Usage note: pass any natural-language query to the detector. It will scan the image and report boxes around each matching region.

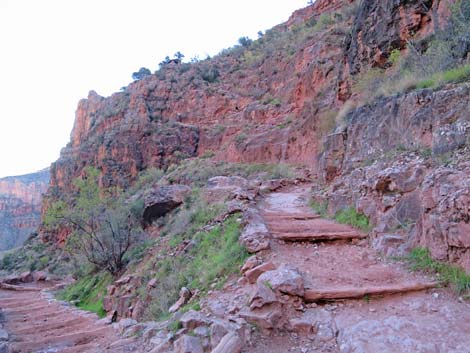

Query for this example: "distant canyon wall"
[0,169,49,250]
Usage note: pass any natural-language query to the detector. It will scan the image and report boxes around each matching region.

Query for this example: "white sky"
[0,0,308,178]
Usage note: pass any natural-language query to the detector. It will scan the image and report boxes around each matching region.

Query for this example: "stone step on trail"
[235,184,470,352]
[304,281,437,302]
[261,212,321,221]
[272,230,366,242]
[263,211,367,242]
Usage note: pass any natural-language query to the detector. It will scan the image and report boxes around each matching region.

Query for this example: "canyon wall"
[0,169,49,250]
[41,0,468,270]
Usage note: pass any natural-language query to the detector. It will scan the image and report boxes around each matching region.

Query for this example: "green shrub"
[314,13,335,31]
[441,64,470,83]
[388,49,401,65]
[407,247,470,294]
[415,78,436,90]
[334,207,371,232]
[44,167,144,276]
[199,66,219,83]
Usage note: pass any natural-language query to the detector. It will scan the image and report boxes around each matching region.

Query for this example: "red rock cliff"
[44,0,458,250]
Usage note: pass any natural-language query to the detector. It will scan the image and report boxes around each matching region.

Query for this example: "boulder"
[180,310,210,330]
[174,335,204,353]
[240,208,270,253]
[257,264,305,297]
[169,287,192,313]
[210,322,230,349]
[288,308,334,339]
[141,185,191,226]
[117,318,137,333]
[211,332,242,353]
[207,176,248,189]
[239,304,283,330]
[245,262,276,284]
[206,176,259,202]
[19,271,33,283]
[32,271,47,282]
[249,282,277,310]
[240,256,261,273]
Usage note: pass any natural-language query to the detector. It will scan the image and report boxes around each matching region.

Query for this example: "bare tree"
[44,167,143,275]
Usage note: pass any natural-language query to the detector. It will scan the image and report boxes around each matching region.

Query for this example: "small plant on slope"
[334,207,371,232]
[407,247,470,295]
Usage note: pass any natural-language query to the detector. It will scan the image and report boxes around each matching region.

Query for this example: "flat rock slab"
[272,230,366,242]
[261,213,321,221]
[304,281,437,302]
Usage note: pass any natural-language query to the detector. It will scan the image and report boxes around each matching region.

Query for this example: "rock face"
[346,0,439,74]
[339,0,455,100]
[318,83,470,270]
[0,169,49,250]
[321,84,470,178]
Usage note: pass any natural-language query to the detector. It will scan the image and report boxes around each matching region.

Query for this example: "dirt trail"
[247,184,470,353]
[0,285,141,353]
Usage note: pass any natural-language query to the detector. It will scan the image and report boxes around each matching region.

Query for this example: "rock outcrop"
[318,83,470,270]
[0,169,49,250]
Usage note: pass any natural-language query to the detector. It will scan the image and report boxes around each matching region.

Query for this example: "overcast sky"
[0,0,308,178]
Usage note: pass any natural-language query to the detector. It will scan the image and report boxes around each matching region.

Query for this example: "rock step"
[273,231,366,241]
[304,282,437,302]
[261,212,320,221]
[10,326,110,353]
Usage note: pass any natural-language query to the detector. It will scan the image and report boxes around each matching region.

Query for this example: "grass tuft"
[334,207,371,232]
[57,272,112,318]
[407,247,470,295]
